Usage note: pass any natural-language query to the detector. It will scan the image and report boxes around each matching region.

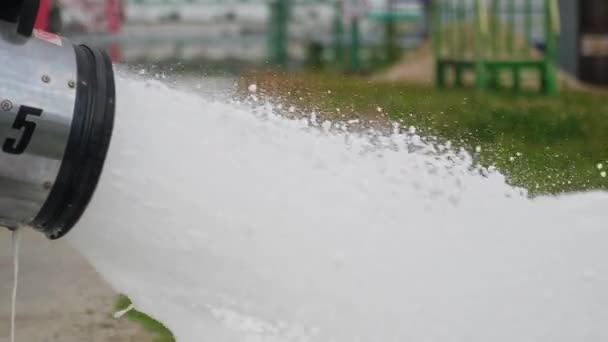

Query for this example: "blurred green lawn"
[248,72,608,195]
[115,295,175,342]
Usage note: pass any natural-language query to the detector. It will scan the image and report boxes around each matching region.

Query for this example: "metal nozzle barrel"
[0,12,116,239]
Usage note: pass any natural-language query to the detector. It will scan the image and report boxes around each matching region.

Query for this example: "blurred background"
[32,0,608,194]
[33,0,608,86]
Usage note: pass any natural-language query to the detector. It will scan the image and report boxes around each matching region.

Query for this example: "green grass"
[115,295,175,342]
[248,72,608,195]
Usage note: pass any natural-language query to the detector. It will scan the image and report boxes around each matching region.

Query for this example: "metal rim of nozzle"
[32,45,116,240]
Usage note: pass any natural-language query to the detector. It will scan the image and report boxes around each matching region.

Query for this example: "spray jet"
[0,0,116,239]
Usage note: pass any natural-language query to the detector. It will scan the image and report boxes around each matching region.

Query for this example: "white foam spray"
[69,74,608,342]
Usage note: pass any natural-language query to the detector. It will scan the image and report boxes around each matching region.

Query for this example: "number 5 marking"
[2,106,43,155]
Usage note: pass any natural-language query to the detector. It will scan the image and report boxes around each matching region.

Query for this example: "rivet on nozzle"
[42,75,51,83]
[0,100,13,111]
[68,80,76,88]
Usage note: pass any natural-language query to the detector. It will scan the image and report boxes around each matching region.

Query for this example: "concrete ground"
[0,229,153,342]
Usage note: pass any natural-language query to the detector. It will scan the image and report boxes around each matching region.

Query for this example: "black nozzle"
[33,45,116,240]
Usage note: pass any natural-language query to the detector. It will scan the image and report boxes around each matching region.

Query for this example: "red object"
[109,43,122,63]
[105,0,124,62]
[33,0,124,62]
[35,0,50,31]
[105,0,124,33]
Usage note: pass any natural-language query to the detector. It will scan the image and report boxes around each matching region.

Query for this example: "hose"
[0,0,41,36]
[17,0,40,36]
[0,0,23,23]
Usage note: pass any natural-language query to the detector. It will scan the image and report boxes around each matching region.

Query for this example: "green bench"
[433,0,560,95]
